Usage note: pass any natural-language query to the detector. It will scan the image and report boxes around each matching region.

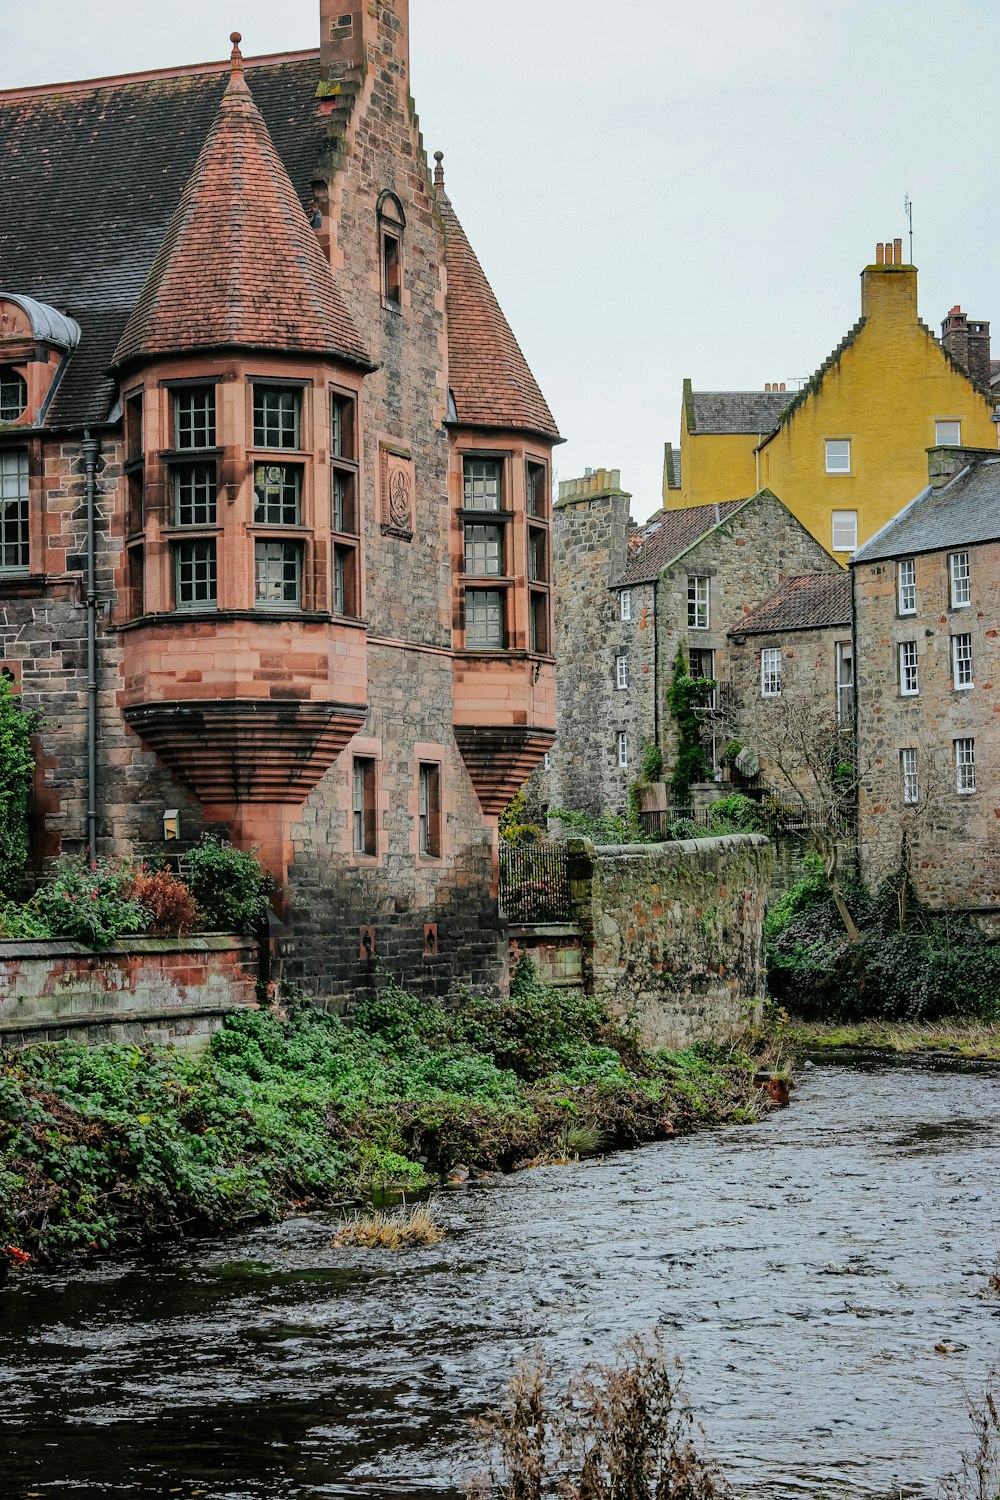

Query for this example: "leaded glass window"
[253,465,301,526]
[253,387,300,449]
[255,540,302,608]
[174,539,217,608]
[0,450,29,573]
[173,463,217,527]
[463,458,501,511]
[465,588,503,646]
[0,369,27,424]
[173,387,216,449]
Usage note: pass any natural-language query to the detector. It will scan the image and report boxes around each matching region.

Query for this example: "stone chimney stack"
[941,305,992,389]
[319,2,410,84]
[861,242,917,321]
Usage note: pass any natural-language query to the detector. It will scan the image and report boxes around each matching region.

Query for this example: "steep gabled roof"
[756,320,868,448]
[730,571,850,636]
[113,45,369,369]
[852,453,1000,564]
[683,380,791,435]
[616,498,748,585]
[438,187,560,442]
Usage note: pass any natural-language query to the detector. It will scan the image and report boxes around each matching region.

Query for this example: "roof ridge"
[0,48,320,101]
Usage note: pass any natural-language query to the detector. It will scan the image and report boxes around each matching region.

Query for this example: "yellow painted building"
[672,243,999,557]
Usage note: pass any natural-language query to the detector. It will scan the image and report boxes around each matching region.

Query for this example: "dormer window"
[377,191,406,313]
[0,368,27,423]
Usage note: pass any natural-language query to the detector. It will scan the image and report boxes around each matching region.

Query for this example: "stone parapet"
[0,934,258,1049]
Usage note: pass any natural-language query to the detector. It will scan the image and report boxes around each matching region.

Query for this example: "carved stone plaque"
[379,442,414,540]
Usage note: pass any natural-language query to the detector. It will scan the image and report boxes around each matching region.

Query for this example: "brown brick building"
[852,446,1000,914]
[0,4,559,1001]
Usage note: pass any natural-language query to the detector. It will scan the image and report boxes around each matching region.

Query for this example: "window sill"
[118,608,364,631]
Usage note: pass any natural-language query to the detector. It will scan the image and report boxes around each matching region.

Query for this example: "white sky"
[6,1,999,519]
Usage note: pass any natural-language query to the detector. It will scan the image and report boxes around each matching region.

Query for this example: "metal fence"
[499,842,572,924]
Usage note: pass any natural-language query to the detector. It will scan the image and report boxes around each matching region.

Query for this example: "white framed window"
[617,731,628,768]
[615,654,629,690]
[897,558,916,615]
[901,748,919,805]
[835,640,854,724]
[620,589,633,621]
[935,420,961,446]
[0,449,30,574]
[949,551,971,609]
[955,737,976,794]
[831,510,858,553]
[688,575,709,629]
[952,633,974,690]
[825,438,851,474]
[899,640,919,695]
[761,648,782,697]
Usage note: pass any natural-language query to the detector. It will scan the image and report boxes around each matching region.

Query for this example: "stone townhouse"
[852,445,1000,914]
[0,2,560,1002]
[538,470,839,818]
[672,243,998,556]
[726,571,853,803]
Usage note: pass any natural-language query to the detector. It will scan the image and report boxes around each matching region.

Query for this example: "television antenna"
[904,195,914,262]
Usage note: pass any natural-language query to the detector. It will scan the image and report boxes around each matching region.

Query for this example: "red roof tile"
[113,49,369,369]
[618,500,748,584]
[438,190,559,441]
[730,571,850,635]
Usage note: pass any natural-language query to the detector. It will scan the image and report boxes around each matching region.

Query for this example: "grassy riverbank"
[789,1017,1000,1061]
[0,964,766,1268]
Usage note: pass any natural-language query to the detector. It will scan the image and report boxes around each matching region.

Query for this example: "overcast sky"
[6,1,999,519]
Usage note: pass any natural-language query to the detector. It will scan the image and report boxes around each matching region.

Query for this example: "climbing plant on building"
[667,647,713,806]
[0,676,40,896]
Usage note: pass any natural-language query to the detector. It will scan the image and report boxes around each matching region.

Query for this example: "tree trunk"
[823,842,859,942]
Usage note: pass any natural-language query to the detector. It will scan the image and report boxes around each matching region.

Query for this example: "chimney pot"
[876,242,885,266]
[779,382,786,392]
[894,237,903,263]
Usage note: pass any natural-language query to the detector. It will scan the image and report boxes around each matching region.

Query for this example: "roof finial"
[225,30,251,95]
[433,150,445,190]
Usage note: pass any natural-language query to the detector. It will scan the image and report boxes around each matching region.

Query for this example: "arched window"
[0,368,27,423]
[376,191,406,312]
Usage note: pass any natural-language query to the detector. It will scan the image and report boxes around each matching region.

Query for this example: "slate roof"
[684,383,791,435]
[438,189,560,441]
[0,53,327,426]
[730,571,850,636]
[852,453,1000,564]
[616,499,748,585]
[663,441,682,490]
[0,49,550,433]
[114,52,369,369]
[991,359,1000,386]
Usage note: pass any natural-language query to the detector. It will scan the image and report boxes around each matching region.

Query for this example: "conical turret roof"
[438,176,559,442]
[113,37,370,369]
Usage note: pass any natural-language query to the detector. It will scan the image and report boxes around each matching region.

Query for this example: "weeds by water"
[465,1335,729,1499]
[939,1371,1000,1500]
[0,961,765,1266]
[788,1019,1000,1061]
[332,1201,445,1249]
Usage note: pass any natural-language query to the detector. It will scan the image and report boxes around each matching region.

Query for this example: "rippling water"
[1,1058,999,1498]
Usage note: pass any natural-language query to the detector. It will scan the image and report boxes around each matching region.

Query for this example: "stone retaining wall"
[511,835,772,1051]
[0,935,259,1049]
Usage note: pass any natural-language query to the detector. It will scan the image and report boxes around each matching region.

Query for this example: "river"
[1,1057,998,1498]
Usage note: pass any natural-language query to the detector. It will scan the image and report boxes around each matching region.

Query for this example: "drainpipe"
[82,430,100,863]
[652,576,660,750]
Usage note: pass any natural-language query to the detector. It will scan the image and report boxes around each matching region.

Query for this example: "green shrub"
[184,837,271,933]
[667,646,712,803]
[0,901,52,939]
[706,793,764,834]
[548,807,632,844]
[0,677,39,898]
[33,856,149,947]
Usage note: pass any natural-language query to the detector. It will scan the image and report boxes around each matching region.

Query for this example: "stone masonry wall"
[566,833,772,1051]
[538,475,654,818]
[0,935,258,1049]
[656,494,840,782]
[855,541,1000,908]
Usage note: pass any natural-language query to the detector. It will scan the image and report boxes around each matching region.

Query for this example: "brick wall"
[0,935,258,1048]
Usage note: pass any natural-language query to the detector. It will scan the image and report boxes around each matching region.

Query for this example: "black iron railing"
[638,803,856,842]
[499,842,572,924]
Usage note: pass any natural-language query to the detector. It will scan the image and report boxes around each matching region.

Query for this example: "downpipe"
[82,430,100,864]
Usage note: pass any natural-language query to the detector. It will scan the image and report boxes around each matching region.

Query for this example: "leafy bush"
[0,964,763,1264]
[129,867,199,936]
[548,807,633,844]
[0,677,39,898]
[668,646,712,803]
[498,786,543,847]
[33,856,149,947]
[768,872,1000,1022]
[184,837,271,933]
[0,901,52,939]
[706,793,764,834]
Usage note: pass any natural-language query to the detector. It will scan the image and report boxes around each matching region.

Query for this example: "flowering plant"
[34,856,150,948]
